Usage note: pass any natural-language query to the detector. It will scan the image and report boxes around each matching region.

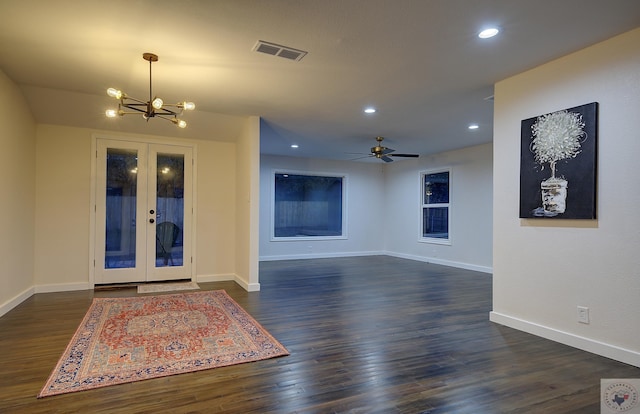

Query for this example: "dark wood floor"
[1,256,638,413]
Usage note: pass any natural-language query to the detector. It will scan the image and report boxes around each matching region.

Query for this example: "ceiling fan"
[366,136,420,162]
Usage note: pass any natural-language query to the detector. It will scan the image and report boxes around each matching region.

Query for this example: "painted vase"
[541,178,567,215]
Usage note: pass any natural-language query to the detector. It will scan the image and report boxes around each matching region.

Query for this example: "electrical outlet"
[577,306,590,324]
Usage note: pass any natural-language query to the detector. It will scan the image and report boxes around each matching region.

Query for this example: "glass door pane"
[155,153,184,267]
[95,139,148,285]
[146,143,192,282]
[105,148,139,269]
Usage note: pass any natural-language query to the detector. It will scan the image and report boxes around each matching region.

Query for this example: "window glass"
[423,207,449,239]
[422,170,450,240]
[274,173,344,238]
[424,172,449,204]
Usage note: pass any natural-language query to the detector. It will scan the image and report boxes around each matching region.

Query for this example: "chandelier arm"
[122,96,147,104]
[157,115,187,128]
[121,103,149,114]
[156,115,180,125]
[154,107,179,116]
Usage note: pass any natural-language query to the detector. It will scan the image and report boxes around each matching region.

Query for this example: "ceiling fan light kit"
[105,53,195,128]
[370,136,419,162]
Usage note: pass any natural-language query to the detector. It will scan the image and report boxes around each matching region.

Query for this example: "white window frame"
[419,168,451,245]
[270,169,348,241]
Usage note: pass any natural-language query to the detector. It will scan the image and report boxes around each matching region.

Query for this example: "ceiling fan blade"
[381,148,395,155]
[390,153,419,158]
[348,154,374,161]
[381,156,394,162]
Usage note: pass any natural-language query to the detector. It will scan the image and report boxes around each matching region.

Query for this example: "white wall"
[184,139,238,282]
[259,145,493,273]
[0,69,36,316]
[34,125,92,290]
[30,124,241,290]
[234,117,261,291]
[384,143,493,273]
[259,155,386,260]
[491,28,640,367]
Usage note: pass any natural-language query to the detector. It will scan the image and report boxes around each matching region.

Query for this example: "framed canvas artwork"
[519,102,598,219]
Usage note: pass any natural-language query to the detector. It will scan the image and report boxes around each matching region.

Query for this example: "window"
[273,172,345,239]
[421,170,450,242]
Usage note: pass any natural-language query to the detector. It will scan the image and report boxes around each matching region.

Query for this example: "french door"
[94,139,193,284]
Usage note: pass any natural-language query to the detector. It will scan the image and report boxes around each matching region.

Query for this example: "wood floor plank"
[0,256,638,413]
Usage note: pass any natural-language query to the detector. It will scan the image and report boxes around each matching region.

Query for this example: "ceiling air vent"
[253,40,307,61]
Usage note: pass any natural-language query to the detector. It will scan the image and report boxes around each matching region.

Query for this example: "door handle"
[149,218,155,224]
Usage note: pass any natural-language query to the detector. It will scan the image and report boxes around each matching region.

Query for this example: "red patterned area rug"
[38,290,289,398]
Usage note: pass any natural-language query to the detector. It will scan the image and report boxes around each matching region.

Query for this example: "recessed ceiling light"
[478,28,499,39]
[290,144,299,148]
[468,124,479,130]
[364,107,376,114]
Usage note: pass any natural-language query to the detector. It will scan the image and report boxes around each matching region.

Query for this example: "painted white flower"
[530,110,586,179]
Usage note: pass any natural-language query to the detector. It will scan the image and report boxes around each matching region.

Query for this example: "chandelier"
[105,53,195,128]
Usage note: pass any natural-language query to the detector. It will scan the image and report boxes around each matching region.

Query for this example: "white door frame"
[89,134,197,287]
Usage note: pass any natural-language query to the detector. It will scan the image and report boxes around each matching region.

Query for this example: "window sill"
[418,238,451,246]
[271,235,347,242]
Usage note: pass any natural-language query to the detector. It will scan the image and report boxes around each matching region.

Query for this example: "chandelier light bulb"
[105,53,193,128]
[107,88,123,99]
[152,97,164,110]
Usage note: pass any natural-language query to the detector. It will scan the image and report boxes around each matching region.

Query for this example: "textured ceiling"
[1,0,639,161]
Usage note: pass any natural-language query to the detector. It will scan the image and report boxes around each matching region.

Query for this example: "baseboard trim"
[1,253,489,318]
[259,251,492,274]
[259,251,384,261]
[0,286,35,318]
[34,282,90,294]
[196,273,260,292]
[0,275,256,319]
[1,282,92,318]
[196,273,236,283]
[386,251,493,274]
[490,311,640,368]
[235,278,261,292]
